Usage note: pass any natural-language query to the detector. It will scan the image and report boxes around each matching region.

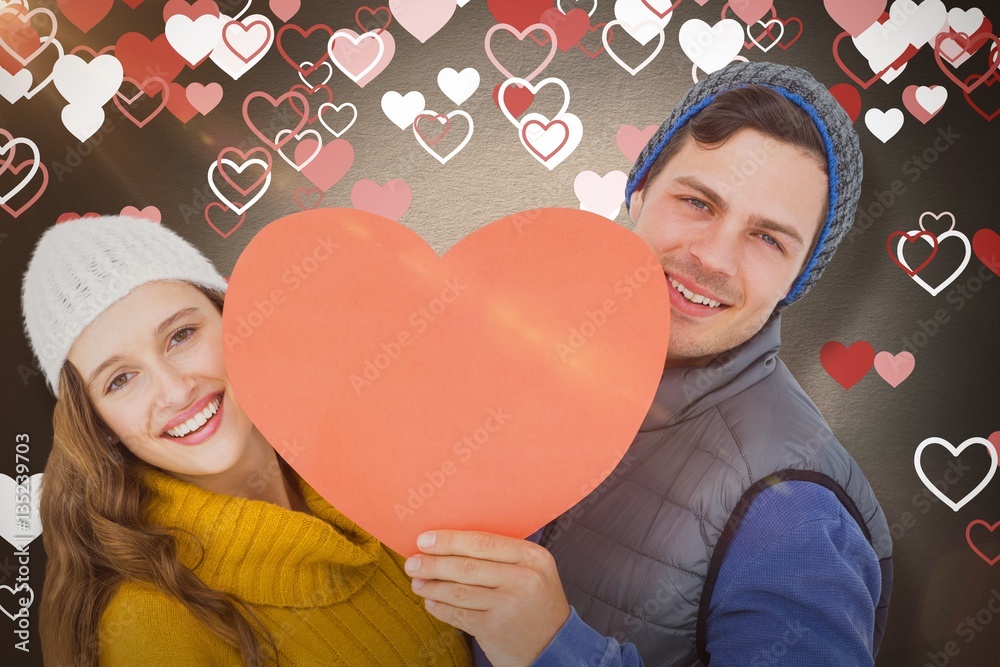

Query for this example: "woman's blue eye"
[105,327,197,394]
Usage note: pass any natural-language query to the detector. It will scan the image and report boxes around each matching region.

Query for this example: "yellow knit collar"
[137,463,383,607]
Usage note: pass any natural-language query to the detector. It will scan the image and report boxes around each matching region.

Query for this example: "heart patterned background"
[0,0,998,664]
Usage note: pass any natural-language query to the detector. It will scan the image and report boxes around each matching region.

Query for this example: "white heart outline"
[747,19,785,53]
[298,59,334,89]
[412,109,474,164]
[0,582,33,622]
[0,6,58,66]
[0,136,41,204]
[275,128,323,171]
[207,157,272,215]
[913,436,998,512]
[328,29,385,84]
[895,228,971,296]
[21,37,63,100]
[557,0,597,17]
[231,0,253,21]
[602,20,665,76]
[918,210,956,234]
[318,102,358,138]
[497,76,570,129]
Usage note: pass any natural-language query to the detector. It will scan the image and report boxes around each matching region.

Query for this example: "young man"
[404,61,892,666]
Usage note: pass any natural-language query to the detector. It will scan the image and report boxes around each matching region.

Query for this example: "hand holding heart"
[405,529,570,667]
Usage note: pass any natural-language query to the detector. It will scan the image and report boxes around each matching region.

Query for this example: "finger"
[421,597,486,636]
[416,529,532,565]
[411,577,493,611]
[405,553,506,588]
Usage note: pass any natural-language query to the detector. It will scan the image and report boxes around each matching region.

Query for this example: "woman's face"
[67,280,256,479]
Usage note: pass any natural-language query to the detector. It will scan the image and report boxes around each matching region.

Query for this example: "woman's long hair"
[38,285,277,666]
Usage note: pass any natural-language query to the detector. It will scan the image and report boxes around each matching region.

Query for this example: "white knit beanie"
[21,215,230,398]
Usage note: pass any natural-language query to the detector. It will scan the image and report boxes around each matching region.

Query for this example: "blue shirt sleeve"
[705,480,881,666]
[471,527,644,667]
[530,607,643,667]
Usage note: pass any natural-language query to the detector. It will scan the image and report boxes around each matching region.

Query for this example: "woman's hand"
[405,529,571,667]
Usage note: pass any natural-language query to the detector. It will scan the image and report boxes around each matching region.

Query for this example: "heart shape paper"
[223,207,671,556]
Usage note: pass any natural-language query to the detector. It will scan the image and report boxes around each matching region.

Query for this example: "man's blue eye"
[684,197,709,211]
[759,233,783,251]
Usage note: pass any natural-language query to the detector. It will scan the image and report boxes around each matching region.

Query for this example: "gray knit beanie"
[625,60,862,310]
[21,215,229,398]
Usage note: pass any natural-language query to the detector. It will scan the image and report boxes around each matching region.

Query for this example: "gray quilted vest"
[540,310,893,666]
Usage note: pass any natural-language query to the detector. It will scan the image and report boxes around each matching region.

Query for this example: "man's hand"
[404,529,571,667]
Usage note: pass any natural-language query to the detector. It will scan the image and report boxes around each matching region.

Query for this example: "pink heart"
[728,0,775,25]
[988,431,1000,468]
[484,22,558,82]
[121,205,161,222]
[186,82,223,115]
[823,0,886,38]
[616,124,658,164]
[295,138,354,192]
[350,178,412,221]
[873,351,915,388]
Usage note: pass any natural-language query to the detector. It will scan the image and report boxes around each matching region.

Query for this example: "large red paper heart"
[223,208,671,556]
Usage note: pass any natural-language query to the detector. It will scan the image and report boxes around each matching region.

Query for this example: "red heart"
[820,341,875,390]
[539,7,590,53]
[486,0,552,32]
[276,23,334,75]
[934,31,1000,93]
[287,83,333,123]
[973,228,1000,276]
[57,211,101,223]
[354,5,392,34]
[886,230,938,277]
[57,0,112,33]
[115,32,186,95]
[0,23,40,75]
[203,201,244,238]
[828,82,861,122]
[165,81,199,123]
[222,207,671,556]
[962,71,1000,121]
[0,159,48,219]
[294,186,324,210]
[831,30,895,90]
[576,22,612,59]
[642,0,682,20]
[522,119,569,161]
[776,16,803,50]
[492,82,534,118]
[242,90,309,150]
[966,520,1000,565]
[414,113,452,146]
[113,77,169,127]
[162,0,220,22]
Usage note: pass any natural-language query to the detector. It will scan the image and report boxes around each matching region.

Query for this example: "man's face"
[629,127,828,367]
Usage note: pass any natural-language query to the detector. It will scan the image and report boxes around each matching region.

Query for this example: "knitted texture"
[625,60,863,310]
[98,465,473,666]
[20,215,229,397]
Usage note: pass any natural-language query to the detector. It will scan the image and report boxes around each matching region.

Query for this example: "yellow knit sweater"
[97,464,472,666]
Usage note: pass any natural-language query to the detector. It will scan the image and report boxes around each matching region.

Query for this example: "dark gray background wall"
[1,0,998,665]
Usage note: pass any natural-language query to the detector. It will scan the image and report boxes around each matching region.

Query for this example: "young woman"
[22,214,472,667]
